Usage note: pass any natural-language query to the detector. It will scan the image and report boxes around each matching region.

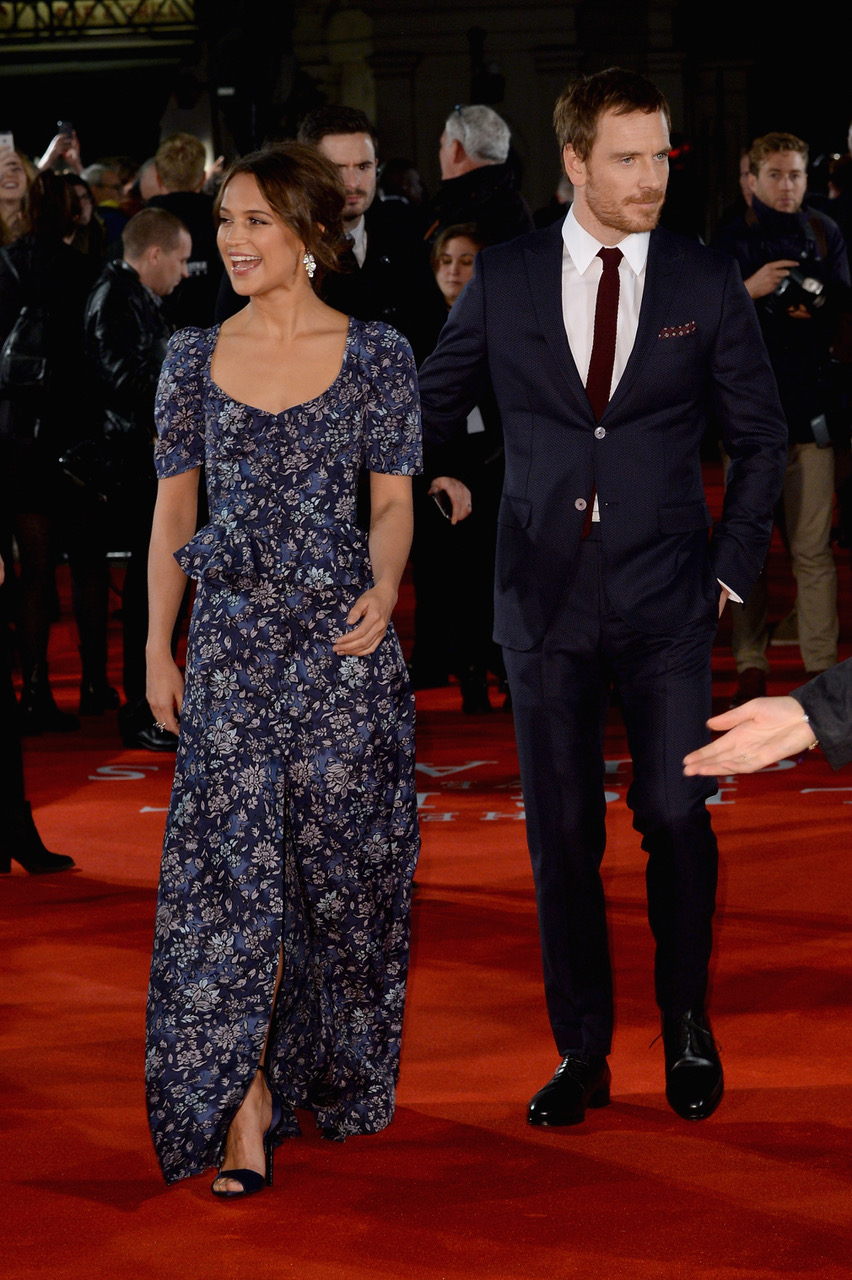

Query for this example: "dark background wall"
[0,0,848,238]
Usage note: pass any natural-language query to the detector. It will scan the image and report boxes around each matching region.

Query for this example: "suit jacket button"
[575,498,587,511]
[594,426,606,439]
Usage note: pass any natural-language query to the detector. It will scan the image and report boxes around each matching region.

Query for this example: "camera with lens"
[766,248,827,317]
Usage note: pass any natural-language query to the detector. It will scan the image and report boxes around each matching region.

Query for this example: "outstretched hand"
[682,695,817,776]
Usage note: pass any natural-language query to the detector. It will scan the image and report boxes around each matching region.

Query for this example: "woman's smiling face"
[0,152,28,204]
[216,172,309,297]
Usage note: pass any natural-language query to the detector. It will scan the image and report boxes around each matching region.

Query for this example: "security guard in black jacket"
[84,206,190,750]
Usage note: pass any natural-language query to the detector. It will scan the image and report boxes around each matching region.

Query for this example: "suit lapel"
[524,224,592,413]
[604,228,684,418]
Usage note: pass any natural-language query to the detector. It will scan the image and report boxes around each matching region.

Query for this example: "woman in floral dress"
[144,144,421,1192]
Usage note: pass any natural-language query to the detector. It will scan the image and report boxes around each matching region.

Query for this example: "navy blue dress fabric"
[144,318,422,1184]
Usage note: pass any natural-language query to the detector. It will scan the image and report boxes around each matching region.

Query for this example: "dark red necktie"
[581,246,622,535]
[585,246,623,421]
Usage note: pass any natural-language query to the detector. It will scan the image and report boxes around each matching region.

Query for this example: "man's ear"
[747,172,757,196]
[450,138,467,167]
[563,144,586,188]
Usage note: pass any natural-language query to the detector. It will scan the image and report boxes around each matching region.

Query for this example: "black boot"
[19,666,80,735]
[459,666,492,714]
[0,803,75,874]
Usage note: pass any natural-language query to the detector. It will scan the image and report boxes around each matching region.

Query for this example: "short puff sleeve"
[153,327,209,478]
[359,323,423,475]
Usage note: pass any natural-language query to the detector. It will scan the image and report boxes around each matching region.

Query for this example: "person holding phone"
[412,224,505,711]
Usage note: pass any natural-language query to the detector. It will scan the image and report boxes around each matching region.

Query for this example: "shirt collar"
[348,216,366,250]
[562,204,649,276]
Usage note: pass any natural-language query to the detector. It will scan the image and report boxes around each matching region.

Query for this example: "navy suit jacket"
[418,219,788,651]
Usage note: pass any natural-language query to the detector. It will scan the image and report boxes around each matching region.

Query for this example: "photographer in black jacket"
[84,206,190,750]
[712,132,851,704]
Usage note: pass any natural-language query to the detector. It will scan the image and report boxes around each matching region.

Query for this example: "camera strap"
[744,205,828,262]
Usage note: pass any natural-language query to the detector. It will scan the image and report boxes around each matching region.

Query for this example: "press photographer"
[712,131,851,704]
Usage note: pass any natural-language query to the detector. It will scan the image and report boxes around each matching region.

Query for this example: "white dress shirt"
[561,204,649,395]
[561,208,648,521]
[348,216,367,267]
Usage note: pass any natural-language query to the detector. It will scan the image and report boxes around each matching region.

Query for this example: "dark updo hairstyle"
[430,222,485,271]
[214,142,347,288]
[24,170,80,243]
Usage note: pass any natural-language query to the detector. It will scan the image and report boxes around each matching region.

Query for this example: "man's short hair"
[81,161,116,186]
[297,106,379,151]
[748,132,809,176]
[444,104,511,165]
[553,67,671,159]
[122,206,187,259]
[155,133,206,192]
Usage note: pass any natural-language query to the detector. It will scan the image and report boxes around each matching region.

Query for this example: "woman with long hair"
[144,143,421,1194]
[0,146,35,245]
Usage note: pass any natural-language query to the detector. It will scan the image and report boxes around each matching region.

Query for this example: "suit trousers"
[731,442,837,675]
[503,533,719,1056]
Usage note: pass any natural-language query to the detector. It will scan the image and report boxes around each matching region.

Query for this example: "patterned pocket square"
[659,321,697,338]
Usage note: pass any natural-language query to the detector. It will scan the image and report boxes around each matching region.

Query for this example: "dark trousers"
[503,534,719,1057]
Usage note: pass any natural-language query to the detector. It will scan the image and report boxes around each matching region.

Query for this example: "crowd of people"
[3,69,852,1202]
[2,107,850,763]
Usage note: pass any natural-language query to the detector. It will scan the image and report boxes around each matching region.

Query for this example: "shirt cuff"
[717,579,742,605]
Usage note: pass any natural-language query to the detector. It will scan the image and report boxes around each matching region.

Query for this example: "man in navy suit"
[419,69,788,1125]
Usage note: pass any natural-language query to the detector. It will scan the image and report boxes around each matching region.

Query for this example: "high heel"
[211,1075,282,1200]
[0,803,75,874]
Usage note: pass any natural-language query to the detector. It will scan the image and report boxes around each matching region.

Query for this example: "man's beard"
[343,190,370,225]
[586,180,666,234]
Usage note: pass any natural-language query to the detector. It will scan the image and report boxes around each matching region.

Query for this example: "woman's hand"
[683,695,817,775]
[333,583,397,657]
[38,131,82,174]
[146,651,184,736]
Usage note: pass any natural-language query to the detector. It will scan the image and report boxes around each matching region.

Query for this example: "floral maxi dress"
[145,319,422,1184]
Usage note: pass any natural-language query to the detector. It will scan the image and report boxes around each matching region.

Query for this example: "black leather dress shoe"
[662,1008,723,1121]
[527,1053,611,1127]
[131,723,179,753]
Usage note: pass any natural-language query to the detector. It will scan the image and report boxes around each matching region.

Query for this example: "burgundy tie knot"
[586,246,624,421]
[597,246,623,271]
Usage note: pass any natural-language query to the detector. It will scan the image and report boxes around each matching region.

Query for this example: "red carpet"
[3,465,852,1279]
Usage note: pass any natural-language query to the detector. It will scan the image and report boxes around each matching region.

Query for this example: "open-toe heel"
[211,1074,282,1199]
[210,1166,266,1199]
[264,1096,283,1186]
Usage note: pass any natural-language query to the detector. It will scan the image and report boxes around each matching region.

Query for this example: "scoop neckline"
[204,314,355,419]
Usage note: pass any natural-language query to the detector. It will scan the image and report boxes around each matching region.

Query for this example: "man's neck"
[570,197,628,247]
[344,213,366,235]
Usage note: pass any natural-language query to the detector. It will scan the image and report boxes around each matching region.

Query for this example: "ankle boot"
[459,665,492,714]
[0,803,75,874]
[20,666,80,736]
[79,676,120,716]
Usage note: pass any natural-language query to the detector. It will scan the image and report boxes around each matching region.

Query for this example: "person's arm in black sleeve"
[85,287,166,426]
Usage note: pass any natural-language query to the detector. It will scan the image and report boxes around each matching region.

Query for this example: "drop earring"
[303,251,316,279]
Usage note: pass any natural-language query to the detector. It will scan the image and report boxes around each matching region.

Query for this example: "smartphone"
[431,490,453,520]
[0,131,14,152]
[56,120,74,137]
